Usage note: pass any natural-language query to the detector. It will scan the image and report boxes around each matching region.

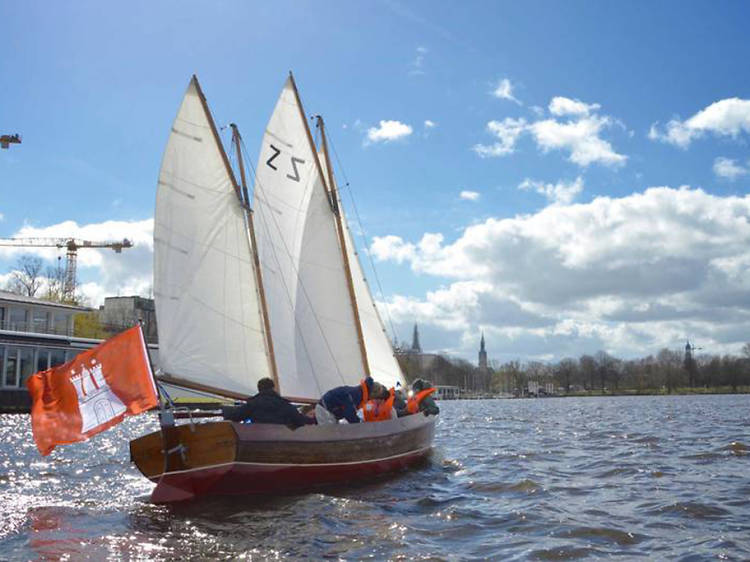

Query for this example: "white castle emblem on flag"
[69,358,126,433]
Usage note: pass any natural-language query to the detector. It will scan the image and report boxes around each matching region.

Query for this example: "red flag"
[26,324,158,456]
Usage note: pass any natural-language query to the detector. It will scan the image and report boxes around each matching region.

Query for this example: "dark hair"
[257,378,275,392]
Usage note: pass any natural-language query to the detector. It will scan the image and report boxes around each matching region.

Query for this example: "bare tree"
[495,360,523,396]
[657,348,682,393]
[555,358,577,394]
[43,258,66,302]
[6,255,44,297]
[579,354,596,390]
[595,351,616,392]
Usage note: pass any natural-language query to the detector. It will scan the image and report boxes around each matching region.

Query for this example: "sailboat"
[129,75,436,503]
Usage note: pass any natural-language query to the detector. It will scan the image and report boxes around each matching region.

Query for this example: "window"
[32,309,49,333]
[9,308,28,332]
[50,349,67,368]
[2,346,36,387]
[19,348,34,386]
[52,312,70,335]
[0,307,5,330]
[4,347,18,387]
[36,349,50,372]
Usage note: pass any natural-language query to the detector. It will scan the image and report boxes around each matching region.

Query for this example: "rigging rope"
[325,132,402,347]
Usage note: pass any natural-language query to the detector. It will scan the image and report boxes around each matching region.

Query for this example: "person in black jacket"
[222,378,315,428]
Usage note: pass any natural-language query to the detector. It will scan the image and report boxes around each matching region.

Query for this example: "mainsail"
[253,76,367,399]
[153,77,272,397]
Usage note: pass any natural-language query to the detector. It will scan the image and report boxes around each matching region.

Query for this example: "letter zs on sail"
[286,157,305,182]
[266,144,281,170]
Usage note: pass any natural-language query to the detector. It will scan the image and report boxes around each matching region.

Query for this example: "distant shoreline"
[511,386,750,398]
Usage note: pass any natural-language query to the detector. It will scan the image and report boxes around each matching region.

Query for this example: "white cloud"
[372,187,750,360]
[0,218,153,306]
[472,117,527,157]
[409,46,428,75]
[528,115,627,167]
[424,120,436,129]
[386,281,494,334]
[366,120,413,144]
[649,98,750,148]
[519,176,583,206]
[713,157,748,180]
[474,98,627,167]
[370,234,416,264]
[492,78,521,105]
[548,96,601,117]
[460,190,480,201]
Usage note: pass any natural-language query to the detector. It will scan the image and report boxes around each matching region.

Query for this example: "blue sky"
[2,1,750,363]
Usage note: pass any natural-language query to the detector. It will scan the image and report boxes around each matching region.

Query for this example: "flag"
[26,324,158,456]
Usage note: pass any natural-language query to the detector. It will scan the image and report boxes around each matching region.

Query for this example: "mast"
[285,71,371,377]
[317,114,371,377]
[230,123,280,391]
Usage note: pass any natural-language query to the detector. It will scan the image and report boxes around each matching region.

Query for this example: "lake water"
[1,395,749,560]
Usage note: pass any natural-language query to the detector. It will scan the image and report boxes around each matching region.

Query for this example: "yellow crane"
[0,237,133,300]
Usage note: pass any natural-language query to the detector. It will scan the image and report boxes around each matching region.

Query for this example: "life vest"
[406,387,436,414]
[363,388,395,422]
[358,379,369,411]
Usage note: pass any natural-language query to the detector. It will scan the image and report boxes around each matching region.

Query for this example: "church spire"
[411,323,422,353]
[478,331,487,371]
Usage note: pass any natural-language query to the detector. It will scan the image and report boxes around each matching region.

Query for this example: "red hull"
[150,446,431,503]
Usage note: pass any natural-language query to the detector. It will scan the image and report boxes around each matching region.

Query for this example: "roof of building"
[0,290,90,311]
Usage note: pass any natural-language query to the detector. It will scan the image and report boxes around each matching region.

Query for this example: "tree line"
[492,345,750,395]
[397,344,750,396]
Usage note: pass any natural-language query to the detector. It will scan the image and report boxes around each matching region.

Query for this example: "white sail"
[319,156,406,390]
[153,77,271,397]
[253,76,367,399]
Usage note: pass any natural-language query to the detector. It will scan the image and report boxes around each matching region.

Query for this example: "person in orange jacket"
[363,386,397,422]
[406,379,439,416]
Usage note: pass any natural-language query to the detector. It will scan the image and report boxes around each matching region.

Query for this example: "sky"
[1,1,750,364]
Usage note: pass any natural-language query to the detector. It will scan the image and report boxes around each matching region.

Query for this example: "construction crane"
[1,134,21,149]
[0,237,133,300]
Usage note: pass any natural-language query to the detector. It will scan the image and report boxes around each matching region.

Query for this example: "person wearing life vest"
[363,386,397,422]
[316,377,388,424]
[406,379,439,416]
[393,385,409,417]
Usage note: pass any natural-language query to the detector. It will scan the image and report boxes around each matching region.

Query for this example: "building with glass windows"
[0,291,95,412]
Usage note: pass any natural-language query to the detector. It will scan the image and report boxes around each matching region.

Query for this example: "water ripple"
[2,395,750,559]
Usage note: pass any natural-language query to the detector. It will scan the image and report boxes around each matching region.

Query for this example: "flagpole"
[136,321,170,415]
[136,320,184,474]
